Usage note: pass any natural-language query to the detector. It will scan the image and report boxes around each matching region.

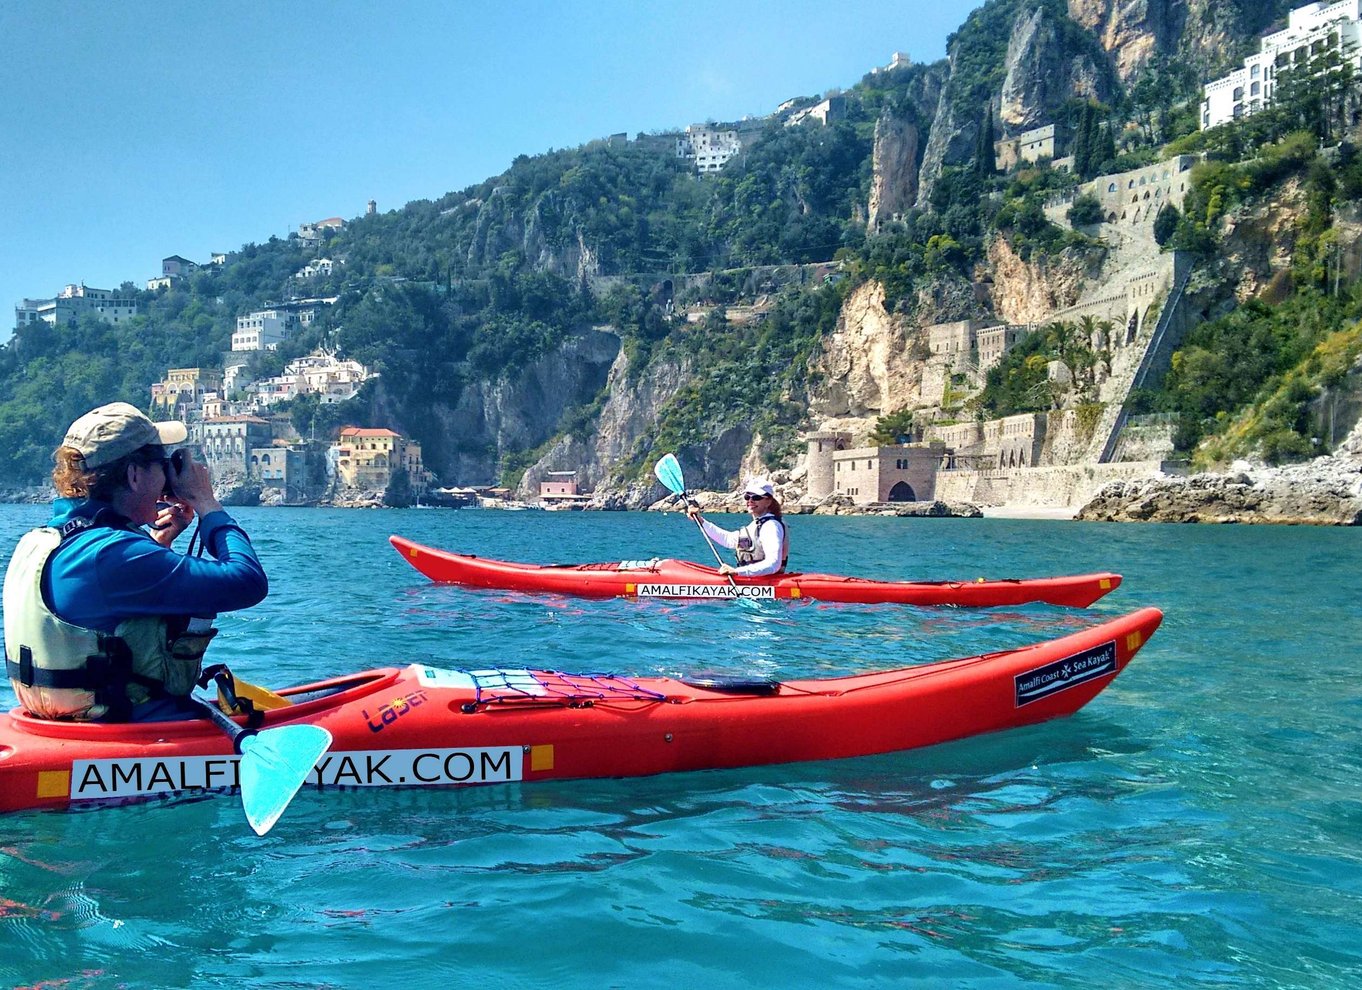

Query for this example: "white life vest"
[2,525,216,720]
[734,514,789,572]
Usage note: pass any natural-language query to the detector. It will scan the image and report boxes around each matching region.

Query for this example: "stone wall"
[934,459,1176,508]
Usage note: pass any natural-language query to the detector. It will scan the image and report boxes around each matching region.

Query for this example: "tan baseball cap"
[62,402,187,469]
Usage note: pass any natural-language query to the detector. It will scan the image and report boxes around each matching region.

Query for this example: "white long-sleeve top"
[696,514,788,578]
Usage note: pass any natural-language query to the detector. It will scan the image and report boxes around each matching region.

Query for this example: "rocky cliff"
[867,110,922,229]
[1066,0,1182,80]
[986,237,1100,324]
[466,188,602,282]
[518,345,691,498]
[998,6,1109,133]
[1067,0,1300,80]
[920,1,1116,203]
[395,327,620,485]
[806,281,927,433]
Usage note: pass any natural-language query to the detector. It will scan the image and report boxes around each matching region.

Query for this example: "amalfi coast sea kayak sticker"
[1014,640,1117,707]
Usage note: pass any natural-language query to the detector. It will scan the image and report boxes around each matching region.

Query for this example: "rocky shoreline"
[1075,418,1362,525]
[1076,456,1362,525]
[6,445,1362,523]
[641,490,983,518]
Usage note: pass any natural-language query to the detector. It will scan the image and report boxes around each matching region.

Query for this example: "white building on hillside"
[298,217,345,244]
[294,258,338,280]
[1201,0,1362,128]
[785,95,845,127]
[676,124,749,173]
[14,284,138,330]
[232,309,291,351]
[248,350,373,407]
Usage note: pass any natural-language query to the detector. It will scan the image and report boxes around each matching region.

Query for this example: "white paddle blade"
[653,454,685,495]
[238,725,332,836]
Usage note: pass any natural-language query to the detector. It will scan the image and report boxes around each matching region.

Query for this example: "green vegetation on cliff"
[2,0,1359,489]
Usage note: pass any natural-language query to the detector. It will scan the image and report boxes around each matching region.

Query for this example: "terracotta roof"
[338,427,401,438]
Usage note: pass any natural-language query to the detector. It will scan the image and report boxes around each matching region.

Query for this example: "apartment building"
[14,283,138,330]
[1202,0,1362,128]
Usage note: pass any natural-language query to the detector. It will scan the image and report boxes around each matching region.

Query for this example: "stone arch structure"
[887,481,916,502]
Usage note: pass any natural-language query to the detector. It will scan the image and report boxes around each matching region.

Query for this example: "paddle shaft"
[687,499,739,587]
[191,695,254,753]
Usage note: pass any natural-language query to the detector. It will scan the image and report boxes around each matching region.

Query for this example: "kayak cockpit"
[4,667,405,739]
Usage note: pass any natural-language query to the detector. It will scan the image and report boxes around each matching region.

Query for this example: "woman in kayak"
[686,476,790,578]
[2,402,268,722]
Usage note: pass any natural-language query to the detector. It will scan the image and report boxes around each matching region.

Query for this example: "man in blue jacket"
[2,402,268,721]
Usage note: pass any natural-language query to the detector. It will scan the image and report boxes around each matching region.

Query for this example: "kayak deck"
[389,535,1122,607]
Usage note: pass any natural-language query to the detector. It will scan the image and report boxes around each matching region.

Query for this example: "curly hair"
[52,444,162,501]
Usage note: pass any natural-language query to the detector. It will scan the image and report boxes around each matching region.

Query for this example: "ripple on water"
[1,508,1361,988]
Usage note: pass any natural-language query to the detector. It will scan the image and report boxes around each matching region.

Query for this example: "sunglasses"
[743,493,768,501]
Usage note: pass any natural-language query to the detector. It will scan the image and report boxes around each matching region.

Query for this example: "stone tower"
[806,431,852,501]
[367,199,377,216]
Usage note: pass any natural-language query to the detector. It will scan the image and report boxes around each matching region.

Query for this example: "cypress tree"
[1071,104,1093,179]
[1095,119,1116,173]
[976,104,996,176]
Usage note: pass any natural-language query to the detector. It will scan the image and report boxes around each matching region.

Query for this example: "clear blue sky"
[1,1,980,338]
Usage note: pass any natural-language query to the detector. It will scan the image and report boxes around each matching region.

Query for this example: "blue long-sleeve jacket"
[43,498,268,632]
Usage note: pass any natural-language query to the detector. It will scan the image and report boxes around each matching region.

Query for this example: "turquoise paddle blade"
[654,454,685,495]
[238,724,332,836]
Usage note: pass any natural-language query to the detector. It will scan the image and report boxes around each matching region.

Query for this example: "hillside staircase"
[1095,264,1194,463]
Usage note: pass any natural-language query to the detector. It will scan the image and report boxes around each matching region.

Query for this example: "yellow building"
[332,427,426,492]
[151,367,223,415]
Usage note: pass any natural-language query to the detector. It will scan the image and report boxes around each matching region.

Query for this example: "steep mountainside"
[1,0,1357,499]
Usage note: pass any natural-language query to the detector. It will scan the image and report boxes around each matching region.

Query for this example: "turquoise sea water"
[0,502,1359,989]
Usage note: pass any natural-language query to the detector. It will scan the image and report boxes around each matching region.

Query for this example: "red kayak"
[389,536,1121,607]
[0,608,1161,816]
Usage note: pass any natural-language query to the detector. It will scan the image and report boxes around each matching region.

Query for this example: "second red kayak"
[389,536,1121,607]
